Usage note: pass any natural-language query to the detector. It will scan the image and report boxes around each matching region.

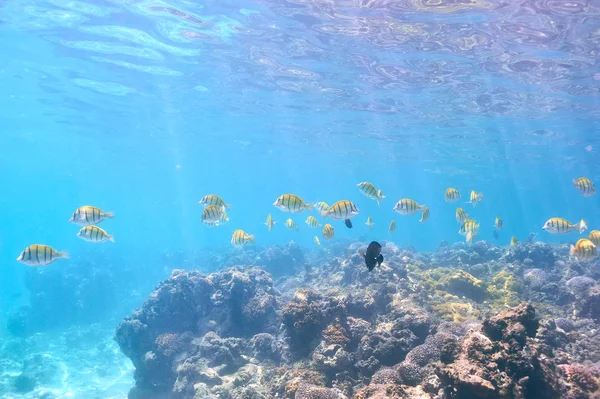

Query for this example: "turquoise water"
[1,0,599,396]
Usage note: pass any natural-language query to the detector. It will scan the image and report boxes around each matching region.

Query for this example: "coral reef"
[116,240,600,398]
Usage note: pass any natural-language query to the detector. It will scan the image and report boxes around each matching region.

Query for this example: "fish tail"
[104,211,115,218]
[419,204,428,212]
[225,204,232,210]
[569,244,576,257]
[248,234,255,243]
[107,234,115,243]
[305,203,313,211]
[57,250,69,259]
[577,219,588,233]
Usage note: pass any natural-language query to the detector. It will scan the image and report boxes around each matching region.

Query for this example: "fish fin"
[104,211,115,218]
[419,204,428,212]
[360,250,366,259]
[57,251,69,259]
[320,210,329,218]
[107,234,115,243]
[376,198,380,207]
[378,254,384,265]
[225,204,231,210]
[569,245,576,257]
[305,203,313,211]
[578,219,588,233]
[248,234,255,243]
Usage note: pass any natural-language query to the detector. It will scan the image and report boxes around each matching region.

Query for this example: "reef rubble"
[115,240,600,398]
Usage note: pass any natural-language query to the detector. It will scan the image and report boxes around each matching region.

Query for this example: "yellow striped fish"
[419,207,430,223]
[357,182,385,206]
[314,236,321,246]
[273,194,313,213]
[444,188,461,202]
[494,217,503,230]
[306,216,321,228]
[17,244,68,266]
[265,214,276,231]
[69,206,114,226]
[510,236,518,247]
[231,229,254,247]
[389,220,396,233]
[466,231,475,245]
[542,218,587,234]
[203,212,229,228]
[201,205,226,224]
[198,194,231,210]
[322,224,335,240]
[467,190,483,207]
[459,220,480,236]
[589,230,600,246]
[321,200,359,220]
[77,225,115,243]
[456,208,469,224]
[314,202,329,212]
[570,238,598,261]
[393,199,427,216]
[285,219,299,231]
[573,177,596,197]
[366,216,374,229]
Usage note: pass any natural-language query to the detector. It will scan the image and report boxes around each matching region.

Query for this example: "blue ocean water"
[0,0,599,397]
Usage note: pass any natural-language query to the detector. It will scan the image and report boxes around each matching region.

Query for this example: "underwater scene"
[1,0,600,398]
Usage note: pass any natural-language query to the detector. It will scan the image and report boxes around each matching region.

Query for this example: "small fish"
[265,214,276,231]
[285,219,299,231]
[344,219,353,229]
[570,238,598,261]
[198,194,231,210]
[366,216,374,229]
[456,208,469,224]
[201,205,226,224]
[459,220,480,236]
[494,217,503,230]
[321,200,360,220]
[573,177,596,197]
[467,190,483,207]
[444,188,461,202]
[69,206,114,226]
[542,218,587,234]
[305,216,321,228]
[313,236,321,246]
[77,225,115,243]
[393,199,427,216]
[273,194,313,213]
[231,229,254,247]
[589,230,600,246]
[17,245,68,266]
[361,241,384,272]
[466,231,475,245]
[511,236,518,247]
[528,232,537,243]
[419,206,430,223]
[357,182,385,206]
[314,202,329,212]
[389,220,396,233]
[493,230,499,240]
[322,224,335,240]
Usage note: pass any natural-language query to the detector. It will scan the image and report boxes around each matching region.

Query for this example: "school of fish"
[16,176,598,268]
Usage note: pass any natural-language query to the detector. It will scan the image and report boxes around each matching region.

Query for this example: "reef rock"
[115,267,279,398]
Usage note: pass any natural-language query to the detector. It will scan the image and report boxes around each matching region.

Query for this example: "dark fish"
[493,230,499,240]
[344,219,352,228]
[362,241,384,272]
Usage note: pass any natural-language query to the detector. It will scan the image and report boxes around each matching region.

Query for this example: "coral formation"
[115,240,600,398]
